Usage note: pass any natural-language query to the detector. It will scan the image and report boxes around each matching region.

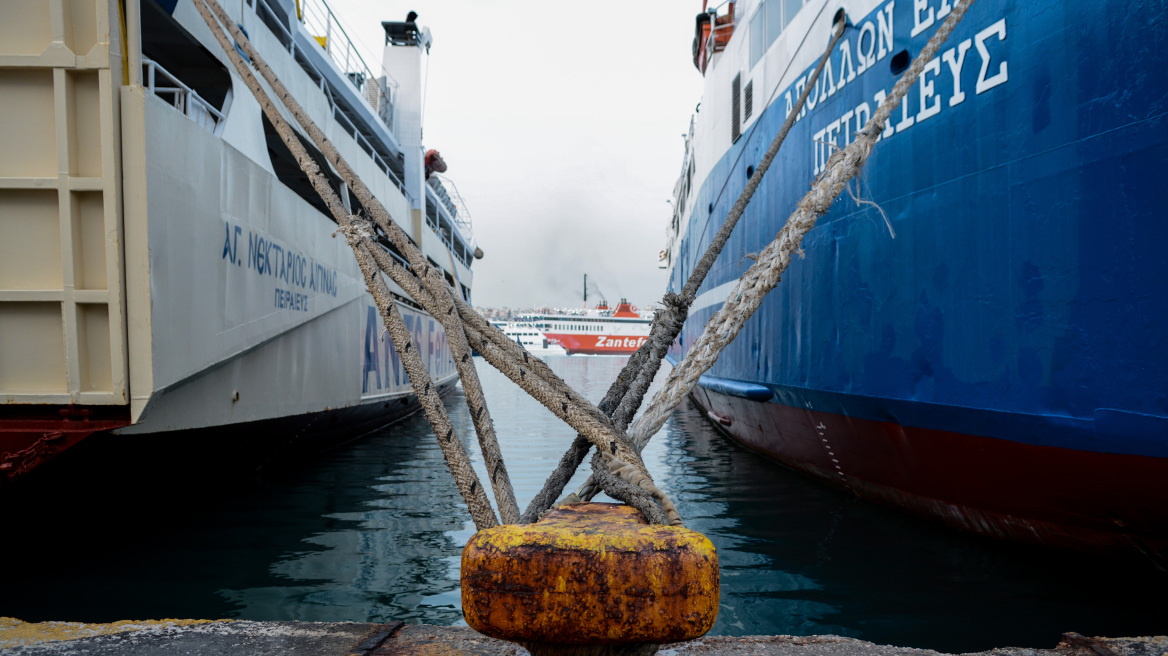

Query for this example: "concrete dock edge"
[1,619,1164,656]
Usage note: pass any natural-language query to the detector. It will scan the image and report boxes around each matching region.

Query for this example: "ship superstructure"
[500,321,568,357]
[0,0,481,479]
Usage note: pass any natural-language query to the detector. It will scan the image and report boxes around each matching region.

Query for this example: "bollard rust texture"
[461,503,719,645]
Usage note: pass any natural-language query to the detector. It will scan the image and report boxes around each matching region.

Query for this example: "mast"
[583,274,588,305]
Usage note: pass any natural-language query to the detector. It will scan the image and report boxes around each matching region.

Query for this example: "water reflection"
[647,405,847,638]
[217,425,468,624]
[1,355,1164,652]
[645,381,1168,652]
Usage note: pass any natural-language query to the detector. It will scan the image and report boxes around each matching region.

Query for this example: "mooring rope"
[625,0,976,450]
[192,0,502,529]
[197,0,530,526]
[195,0,682,526]
[525,12,849,514]
[192,0,971,530]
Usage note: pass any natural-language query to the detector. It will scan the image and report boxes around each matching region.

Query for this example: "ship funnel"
[382,13,430,218]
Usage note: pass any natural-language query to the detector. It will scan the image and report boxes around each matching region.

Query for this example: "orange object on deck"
[694,1,735,74]
[461,503,719,649]
[424,149,447,179]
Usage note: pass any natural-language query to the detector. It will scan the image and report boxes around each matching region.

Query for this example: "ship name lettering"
[363,306,449,393]
[974,18,1008,94]
[810,13,1008,175]
[274,287,309,312]
[789,1,896,121]
[911,0,957,39]
[222,220,339,300]
[221,222,242,265]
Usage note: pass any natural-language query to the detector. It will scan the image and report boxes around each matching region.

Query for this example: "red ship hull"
[545,333,648,355]
[691,385,1168,560]
[1,407,132,482]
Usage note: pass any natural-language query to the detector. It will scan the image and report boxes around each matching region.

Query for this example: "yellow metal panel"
[0,190,63,289]
[0,304,67,394]
[71,191,107,290]
[78,303,112,392]
[67,70,103,177]
[1,0,127,406]
[63,0,100,57]
[0,71,58,177]
[0,1,53,56]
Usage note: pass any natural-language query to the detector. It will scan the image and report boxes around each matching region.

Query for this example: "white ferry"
[521,300,651,356]
[0,0,479,481]
[500,321,568,357]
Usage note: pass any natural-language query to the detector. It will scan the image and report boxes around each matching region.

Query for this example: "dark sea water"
[2,356,1165,652]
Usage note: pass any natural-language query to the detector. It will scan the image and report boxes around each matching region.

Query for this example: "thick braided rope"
[192,0,500,529]
[204,0,598,447]
[519,293,686,522]
[565,15,850,505]
[628,0,976,448]
[198,0,522,523]
[203,0,685,525]
[370,243,647,471]
[369,236,683,525]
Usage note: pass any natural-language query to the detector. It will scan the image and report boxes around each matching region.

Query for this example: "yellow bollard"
[461,503,719,655]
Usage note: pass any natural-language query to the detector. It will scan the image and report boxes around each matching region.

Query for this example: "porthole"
[890,49,910,75]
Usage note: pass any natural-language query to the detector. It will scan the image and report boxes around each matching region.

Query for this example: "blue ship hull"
[667,0,1168,555]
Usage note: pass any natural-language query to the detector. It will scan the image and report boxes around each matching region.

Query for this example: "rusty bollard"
[461,503,719,656]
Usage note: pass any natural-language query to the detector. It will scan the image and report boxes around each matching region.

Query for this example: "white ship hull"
[0,0,476,479]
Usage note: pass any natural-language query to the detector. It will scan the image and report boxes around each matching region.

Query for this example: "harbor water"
[1,357,1164,652]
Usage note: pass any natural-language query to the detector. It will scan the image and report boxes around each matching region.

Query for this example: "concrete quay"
[1,619,1164,656]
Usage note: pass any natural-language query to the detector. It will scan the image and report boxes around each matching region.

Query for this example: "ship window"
[783,0,802,28]
[745,81,753,120]
[767,0,783,44]
[749,6,766,68]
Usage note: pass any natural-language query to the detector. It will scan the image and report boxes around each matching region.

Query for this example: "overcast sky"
[326,0,706,309]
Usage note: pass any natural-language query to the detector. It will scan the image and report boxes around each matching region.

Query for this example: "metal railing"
[430,174,476,245]
[296,0,397,131]
[425,185,473,269]
[703,0,736,62]
[142,56,227,134]
[251,0,407,197]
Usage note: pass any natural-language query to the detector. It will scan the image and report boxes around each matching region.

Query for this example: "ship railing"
[425,185,474,269]
[142,56,227,135]
[251,0,409,199]
[295,0,398,131]
[430,174,476,246]
[704,0,736,58]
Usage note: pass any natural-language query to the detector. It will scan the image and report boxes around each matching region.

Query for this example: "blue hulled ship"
[664,0,1167,557]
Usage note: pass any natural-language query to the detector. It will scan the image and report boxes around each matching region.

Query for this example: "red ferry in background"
[527,300,651,355]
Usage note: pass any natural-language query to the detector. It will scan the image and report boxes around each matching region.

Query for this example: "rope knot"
[333,216,377,245]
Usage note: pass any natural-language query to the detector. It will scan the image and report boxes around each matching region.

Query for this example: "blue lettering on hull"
[221,221,339,312]
[361,305,454,395]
